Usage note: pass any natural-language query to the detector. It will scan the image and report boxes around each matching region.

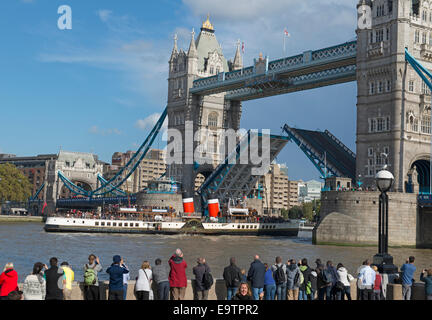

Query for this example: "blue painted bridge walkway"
[190,41,357,100]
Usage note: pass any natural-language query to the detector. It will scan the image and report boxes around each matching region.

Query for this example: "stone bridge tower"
[356,0,432,192]
[166,16,243,194]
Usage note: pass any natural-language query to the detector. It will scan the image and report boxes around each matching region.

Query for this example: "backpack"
[274,265,286,285]
[203,271,214,289]
[84,264,96,286]
[294,270,303,287]
[323,269,333,284]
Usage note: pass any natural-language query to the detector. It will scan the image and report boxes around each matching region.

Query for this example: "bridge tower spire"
[233,39,243,70]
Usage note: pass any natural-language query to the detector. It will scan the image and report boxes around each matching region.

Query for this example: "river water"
[1,222,432,282]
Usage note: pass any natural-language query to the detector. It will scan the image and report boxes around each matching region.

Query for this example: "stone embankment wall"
[0,215,43,223]
[17,278,428,300]
[313,191,418,247]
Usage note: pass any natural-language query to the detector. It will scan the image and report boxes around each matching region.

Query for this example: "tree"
[288,206,303,219]
[281,208,289,219]
[0,163,32,203]
[302,202,314,221]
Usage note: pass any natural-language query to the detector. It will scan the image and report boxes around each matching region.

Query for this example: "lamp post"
[373,168,398,274]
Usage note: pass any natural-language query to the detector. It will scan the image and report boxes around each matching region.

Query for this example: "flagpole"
[283,34,286,55]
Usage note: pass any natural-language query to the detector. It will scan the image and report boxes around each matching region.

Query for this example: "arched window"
[208,112,218,127]
[408,113,418,132]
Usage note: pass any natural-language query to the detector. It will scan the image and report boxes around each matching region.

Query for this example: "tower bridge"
[44,1,432,229]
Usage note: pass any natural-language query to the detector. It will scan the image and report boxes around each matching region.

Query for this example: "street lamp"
[373,168,398,274]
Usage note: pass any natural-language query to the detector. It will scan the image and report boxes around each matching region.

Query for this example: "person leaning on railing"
[420,269,432,300]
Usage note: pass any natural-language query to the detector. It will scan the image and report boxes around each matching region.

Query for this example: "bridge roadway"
[190,41,357,101]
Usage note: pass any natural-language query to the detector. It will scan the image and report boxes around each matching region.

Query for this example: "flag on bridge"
[241,41,245,54]
[283,28,291,55]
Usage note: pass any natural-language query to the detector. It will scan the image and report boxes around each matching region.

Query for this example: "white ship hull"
[44,217,299,236]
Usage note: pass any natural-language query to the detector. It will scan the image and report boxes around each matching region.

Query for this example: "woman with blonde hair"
[233,282,253,300]
[135,261,153,300]
[0,262,19,300]
[372,265,382,300]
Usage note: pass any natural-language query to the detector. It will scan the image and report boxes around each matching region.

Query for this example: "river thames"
[1,222,432,282]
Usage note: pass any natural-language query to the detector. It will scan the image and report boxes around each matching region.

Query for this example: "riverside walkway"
[16,278,429,300]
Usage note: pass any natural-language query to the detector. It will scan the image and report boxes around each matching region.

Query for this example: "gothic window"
[386,116,391,131]
[377,5,385,17]
[375,154,383,166]
[216,67,220,74]
[429,34,432,46]
[388,0,393,13]
[421,113,431,134]
[207,134,218,153]
[423,32,427,44]
[377,118,385,131]
[369,118,377,132]
[386,28,390,41]
[210,66,214,75]
[422,82,431,95]
[386,80,392,92]
[415,30,420,43]
[376,29,384,42]
[409,80,414,92]
[369,32,374,44]
[408,114,418,132]
[412,1,420,16]
[368,147,374,157]
[378,81,383,93]
[370,82,375,95]
[208,112,218,127]
[423,10,427,21]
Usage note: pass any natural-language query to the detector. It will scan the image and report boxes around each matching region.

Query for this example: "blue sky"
[0,0,358,181]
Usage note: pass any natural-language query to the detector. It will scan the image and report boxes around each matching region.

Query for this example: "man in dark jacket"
[325,260,338,300]
[45,257,65,300]
[192,257,211,300]
[106,255,129,300]
[247,255,266,300]
[223,257,243,300]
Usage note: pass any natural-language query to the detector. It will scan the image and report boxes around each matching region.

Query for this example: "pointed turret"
[187,28,198,75]
[187,28,198,58]
[170,33,178,62]
[232,39,243,70]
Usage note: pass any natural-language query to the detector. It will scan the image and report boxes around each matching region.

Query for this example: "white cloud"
[89,125,122,136]
[135,113,168,131]
[38,38,169,103]
[97,9,112,22]
[182,0,358,63]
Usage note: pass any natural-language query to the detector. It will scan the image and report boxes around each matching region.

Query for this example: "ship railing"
[48,213,186,223]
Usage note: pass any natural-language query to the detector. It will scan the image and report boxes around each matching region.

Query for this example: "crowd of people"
[0,252,431,301]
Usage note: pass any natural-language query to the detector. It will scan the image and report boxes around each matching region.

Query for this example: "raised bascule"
[39,0,432,246]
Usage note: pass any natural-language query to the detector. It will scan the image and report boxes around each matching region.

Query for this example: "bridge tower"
[166,16,243,195]
[356,0,432,192]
